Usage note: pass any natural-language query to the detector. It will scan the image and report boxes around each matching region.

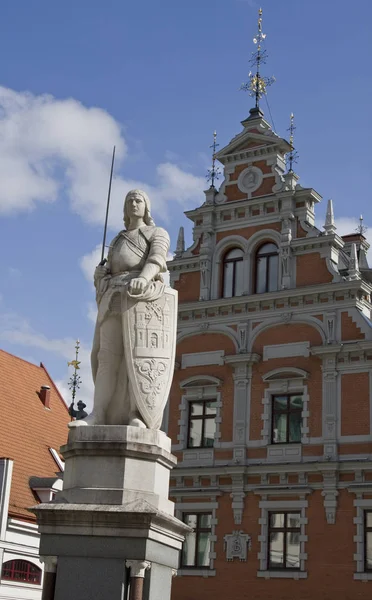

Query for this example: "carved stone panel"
[224,530,251,561]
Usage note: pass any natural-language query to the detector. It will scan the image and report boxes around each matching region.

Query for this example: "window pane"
[223,261,234,298]
[273,413,287,443]
[182,530,196,566]
[258,243,278,255]
[256,256,267,293]
[234,258,244,296]
[290,396,303,409]
[367,512,372,528]
[268,254,279,292]
[197,532,211,567]
[269,531,284,567]
[274,396,288,411]
[203,418,216,447]
[270,513,285,528]
[288,412,302,443]
[288,513,301,528]
[286,532,300,568]
[188,419,202,447]
[366,532,372,569]
[199,514,212,529]
[205,401,217,415]
[225,248,244,260]
[190,402,203,416]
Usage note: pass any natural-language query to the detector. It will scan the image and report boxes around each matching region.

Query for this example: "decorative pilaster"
[40,556,57,600]
[126,561,151,600]
[321,353,339,460]
[199,231,214,301]
[280,217,293,290]
[231,473,245,525]
[321,471,339,524]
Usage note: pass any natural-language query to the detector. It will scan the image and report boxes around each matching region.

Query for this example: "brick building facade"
[167,106,372,599]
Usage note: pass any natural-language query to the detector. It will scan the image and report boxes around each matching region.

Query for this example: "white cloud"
[0,86,204,225]
[0,311,94,409]
[80,244,101,284]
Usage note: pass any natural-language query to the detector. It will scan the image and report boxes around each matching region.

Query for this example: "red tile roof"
[0,349,70,520]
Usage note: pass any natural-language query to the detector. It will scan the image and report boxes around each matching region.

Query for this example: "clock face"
[238,166,263,194]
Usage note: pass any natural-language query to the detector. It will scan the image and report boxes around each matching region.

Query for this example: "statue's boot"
[129,411,146,428]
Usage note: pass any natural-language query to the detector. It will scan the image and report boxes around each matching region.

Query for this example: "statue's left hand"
[129,277,148,295]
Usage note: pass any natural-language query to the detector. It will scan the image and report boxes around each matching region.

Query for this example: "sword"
[100,146,116,266]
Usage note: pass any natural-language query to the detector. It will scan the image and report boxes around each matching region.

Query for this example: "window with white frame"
[268,512,301,570]
[222,248,244,298]
[173,377,222,454]
[188,400,217,448]
[1,560,42,585]
[271,394,303,444]
[258,498,308,579]
[365,511,372,571]
[260,369,309,449]
[181,513,212,568]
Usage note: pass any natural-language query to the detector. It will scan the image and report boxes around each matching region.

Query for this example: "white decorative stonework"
[126,560,151,578]
[224,530,251,561]
[237,166,263,194]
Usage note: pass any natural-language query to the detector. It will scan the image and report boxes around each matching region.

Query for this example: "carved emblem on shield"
[123,287,177,429]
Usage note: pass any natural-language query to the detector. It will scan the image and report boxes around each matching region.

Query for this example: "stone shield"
[123,286,178,429]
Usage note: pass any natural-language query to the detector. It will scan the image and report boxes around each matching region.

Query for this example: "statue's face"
[126,194,146,220]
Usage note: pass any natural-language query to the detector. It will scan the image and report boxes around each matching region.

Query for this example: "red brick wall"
[296,253,333,286]
[341,312,365,341]
[341,372,370,436]
[174,271,200,302]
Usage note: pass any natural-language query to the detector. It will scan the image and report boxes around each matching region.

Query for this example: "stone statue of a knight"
[70,189,177,430]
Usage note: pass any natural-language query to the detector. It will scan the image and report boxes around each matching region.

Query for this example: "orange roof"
[0,349,70,521]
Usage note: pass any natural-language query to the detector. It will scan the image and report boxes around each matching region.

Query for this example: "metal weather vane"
[287,112,299,172]
[67,340,82,414]
[356,214,368,236]
[241,8,275,109]
[206,131,221,188]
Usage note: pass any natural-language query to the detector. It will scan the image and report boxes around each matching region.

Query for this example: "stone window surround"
[175,501,218,577]
[351,488,372,580]
[257,498,308,579]
[261,370,310,451]
[172,376,222,456]
[210,230,282,300]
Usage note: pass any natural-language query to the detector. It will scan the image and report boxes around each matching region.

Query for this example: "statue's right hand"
[94,265,109,280]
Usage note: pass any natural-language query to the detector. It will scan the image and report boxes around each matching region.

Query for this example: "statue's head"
[77,401,86,409]
[123,189,155,229]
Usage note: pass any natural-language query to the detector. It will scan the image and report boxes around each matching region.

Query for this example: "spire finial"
[67,340,82,419]
[348,243,361,280]
[240,7,275,110]
[206,130,221,189]
[175,226,185,257]
[324,199,336,235]
[287,112,299,172]
[356,214,367,236]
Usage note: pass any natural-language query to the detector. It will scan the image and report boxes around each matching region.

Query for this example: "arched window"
[222,248,244,298]
[1,560,42,585]
[255,242,279,293]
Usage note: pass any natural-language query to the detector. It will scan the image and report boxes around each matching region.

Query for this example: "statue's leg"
[128,379,147,428]
[72,315,123,427]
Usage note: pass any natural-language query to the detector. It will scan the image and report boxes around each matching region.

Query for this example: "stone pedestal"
[31,426,188,600]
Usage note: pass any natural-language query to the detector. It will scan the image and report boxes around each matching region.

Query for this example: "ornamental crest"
[123,287,177,429]
[224,530,251,562]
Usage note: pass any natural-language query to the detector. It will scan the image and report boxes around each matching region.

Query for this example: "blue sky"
[0,0,371,407]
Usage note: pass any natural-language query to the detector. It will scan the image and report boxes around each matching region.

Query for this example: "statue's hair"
[124,189,155,229]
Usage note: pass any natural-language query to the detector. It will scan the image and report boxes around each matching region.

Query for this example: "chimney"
[39,385,51,408]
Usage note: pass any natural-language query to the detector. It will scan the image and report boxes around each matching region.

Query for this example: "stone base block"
[57,426,176,515]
